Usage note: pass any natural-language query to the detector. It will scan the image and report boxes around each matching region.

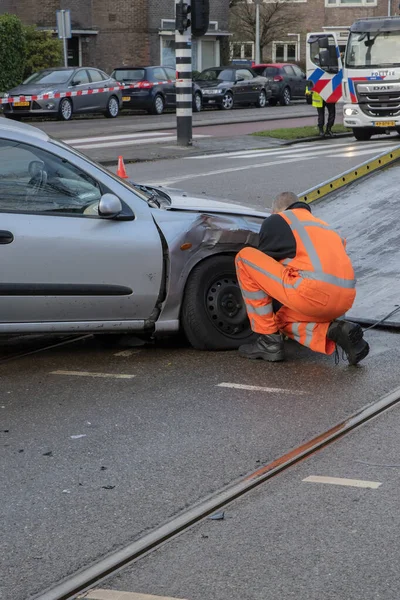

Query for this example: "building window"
[273,41,297,62]
[230,41,255,60]
[326,0,376,5]
[160,36,219,72]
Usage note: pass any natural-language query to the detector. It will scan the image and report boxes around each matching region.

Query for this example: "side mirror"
[236,77,245,82]
[98,193,123,218]
[71,80,81,87]
[318,37,330,49]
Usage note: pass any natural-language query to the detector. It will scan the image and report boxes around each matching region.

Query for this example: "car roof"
[253,63,294,68]
[0,118,49,142]
[112,66,162,70]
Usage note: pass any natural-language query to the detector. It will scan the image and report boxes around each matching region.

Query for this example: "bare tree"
[230,1,302,61]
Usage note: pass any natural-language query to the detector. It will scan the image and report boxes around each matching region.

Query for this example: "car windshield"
[197,69,234,81]
[112,69,145,81]
[23,70,75,85]
[346,30,400,68]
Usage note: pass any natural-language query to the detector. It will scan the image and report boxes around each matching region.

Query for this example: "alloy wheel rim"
[109,97,119,116]
[195,94,202,111]
[284,89,291,104]
[155,96,164,114]
[259,91,266,107]
[61,100,72,119]
[223,94,233,109]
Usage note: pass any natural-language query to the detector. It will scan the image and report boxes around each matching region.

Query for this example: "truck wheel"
[353,128,372,141]
[181,255,256,350]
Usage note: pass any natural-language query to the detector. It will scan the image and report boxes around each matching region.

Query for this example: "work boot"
[238,333,284,362]
[318,127,325,138]
[327,320,369,366]
[325,128,334,138]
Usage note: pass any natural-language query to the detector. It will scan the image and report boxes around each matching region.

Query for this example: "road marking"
[229,143,398,160]
[63,132,175,144]
[217,382,305,394]
[71,134,210,150]
[50,370,135,379]
[184,140,397,160]
[153,155,313,186]
[114,349,142,357]
[332,146,398,158]
[81,590,187,600]
[303,475,382,489]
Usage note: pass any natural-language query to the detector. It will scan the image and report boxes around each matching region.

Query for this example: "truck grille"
[356,81,400,118]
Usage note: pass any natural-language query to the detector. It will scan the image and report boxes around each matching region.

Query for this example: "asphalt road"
[123,137,400,210]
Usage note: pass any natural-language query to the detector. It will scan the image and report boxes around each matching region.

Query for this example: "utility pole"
[175,0,193,146]
[255,0,260,64]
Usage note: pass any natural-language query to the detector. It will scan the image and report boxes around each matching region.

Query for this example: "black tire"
[181,255,256,350]
[353,128,372,141]
[193,92,202,113]
[268,97,278,106]
[58,98,73,121]
[256,89,267,108]
[279,87,291,106]
[105,95,120,118]
[218,91,234,110]
[150,94,165,115]
[4,114,22,121]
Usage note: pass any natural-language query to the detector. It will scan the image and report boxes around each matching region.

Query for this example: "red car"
[252,63,308,106]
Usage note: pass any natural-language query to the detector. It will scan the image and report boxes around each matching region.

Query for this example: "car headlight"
[3,93,9,98]
[344,108,358,116]
[204,89,223,95]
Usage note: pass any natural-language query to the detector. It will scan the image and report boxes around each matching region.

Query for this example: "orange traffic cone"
[117,155,128,179]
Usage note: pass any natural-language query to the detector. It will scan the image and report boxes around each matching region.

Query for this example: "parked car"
[111,66,203,115]
[2,67,122,122]
[194,66,272,110]
[252,63,308,106]
[0,119,267,350]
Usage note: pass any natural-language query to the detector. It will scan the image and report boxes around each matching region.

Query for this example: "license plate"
[208,100,216,104]
[13,101,30,107]
[122,96,131,102]
[374,121,396,127]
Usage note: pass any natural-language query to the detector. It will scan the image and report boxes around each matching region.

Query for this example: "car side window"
[153,68,167,81]
[165,67,176,81]
[292,65,304,77]
[283,65,295,76]
[0,139,104,216]
[236,69,253,81]
[88,69,104,83]
[71,69,89,85]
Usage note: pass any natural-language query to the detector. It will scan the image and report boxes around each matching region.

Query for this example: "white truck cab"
[307,18,400,141]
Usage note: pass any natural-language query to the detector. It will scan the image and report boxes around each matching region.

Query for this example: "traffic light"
[175,0,191,34]
[191,0,209,37]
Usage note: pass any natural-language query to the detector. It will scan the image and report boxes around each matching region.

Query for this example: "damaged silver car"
[0,120,267,349]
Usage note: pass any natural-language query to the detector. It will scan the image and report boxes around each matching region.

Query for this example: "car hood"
[195,80,231,89]
[153,186,269,219]
[6,83,63,95]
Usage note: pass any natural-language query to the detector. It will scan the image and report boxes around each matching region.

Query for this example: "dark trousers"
[317,102,336,129]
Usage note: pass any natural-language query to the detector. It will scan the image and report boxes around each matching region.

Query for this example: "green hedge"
[0,14,26,92]
[23,26,63,79]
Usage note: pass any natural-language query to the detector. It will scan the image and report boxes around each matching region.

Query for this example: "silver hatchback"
[2,67,123,121]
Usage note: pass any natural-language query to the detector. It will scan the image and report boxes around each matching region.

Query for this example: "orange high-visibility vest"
[279,208,356,295]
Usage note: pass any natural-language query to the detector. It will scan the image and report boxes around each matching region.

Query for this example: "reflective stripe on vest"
[281,210,356,289]
[312,92,323,108]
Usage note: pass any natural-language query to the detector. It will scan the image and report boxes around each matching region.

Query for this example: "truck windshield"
[345,30,400,68]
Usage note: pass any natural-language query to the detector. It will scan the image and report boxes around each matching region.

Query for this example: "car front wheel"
[181,255,256,350]
[105,95,120,118]
[58,98,73,121]
[219,92,234,110]
[193,92,202,112]
[256,89,267,108]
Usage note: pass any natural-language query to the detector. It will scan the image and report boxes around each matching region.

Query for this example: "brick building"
[0,0,230,74]
[230,0,393,66]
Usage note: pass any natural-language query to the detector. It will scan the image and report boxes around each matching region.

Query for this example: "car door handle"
[0,231,14,244]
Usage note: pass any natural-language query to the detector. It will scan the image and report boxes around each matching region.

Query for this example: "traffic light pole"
[175,0,193,146]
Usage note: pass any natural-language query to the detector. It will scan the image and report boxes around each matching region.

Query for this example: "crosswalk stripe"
[331,146,398,158]
[63,132,175,144]
[69,134,210,150]
[185,139,397,160]
[229,143,398,160]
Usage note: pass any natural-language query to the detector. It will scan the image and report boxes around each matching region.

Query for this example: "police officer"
[306,84,336,138]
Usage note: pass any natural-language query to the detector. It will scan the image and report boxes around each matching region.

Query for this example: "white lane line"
[81,590,187,600]
[303,475,382,489]
[63,132,174,144]
[153,155,313,186]
[217,382,305,394]
[114,349,142,357]
[50,370,135,379]
[72,134,210,150]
